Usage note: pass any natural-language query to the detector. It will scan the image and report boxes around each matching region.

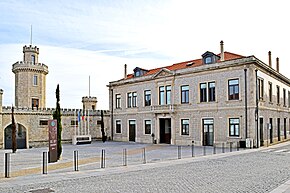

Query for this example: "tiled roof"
[126,51,244,79]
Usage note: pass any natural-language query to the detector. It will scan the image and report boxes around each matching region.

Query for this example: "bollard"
[74,150,79,171]
[222,143,225,153]
[142,148,146,164]
[5,153,10,178]
[203,146,206,156]
[237,142,239,151]
[42,152,48,174]
[230,142,232,152]
[191,143,195,157]
[213,144,216,154]
[123,149,127,166]
[178,146,181,159]
[100,149,105,168]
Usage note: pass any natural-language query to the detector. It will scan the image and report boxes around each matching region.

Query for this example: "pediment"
[152,68,174,79]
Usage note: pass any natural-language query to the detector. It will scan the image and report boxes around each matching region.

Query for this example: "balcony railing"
[151,104,176,113]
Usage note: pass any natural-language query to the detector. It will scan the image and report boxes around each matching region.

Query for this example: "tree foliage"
[53,84,62,160]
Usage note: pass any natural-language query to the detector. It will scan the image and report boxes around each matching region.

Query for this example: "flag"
[77,111,81,123]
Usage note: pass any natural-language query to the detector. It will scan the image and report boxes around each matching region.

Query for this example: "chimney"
[124,64,127,79]
[220,40,224,61]
[268,51,272,67]
[276,57,279,72]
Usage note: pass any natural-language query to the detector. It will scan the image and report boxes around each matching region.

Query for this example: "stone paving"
[0,141,240,177]
[0,141,290,192]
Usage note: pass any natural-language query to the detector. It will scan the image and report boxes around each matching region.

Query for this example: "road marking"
[274,149,288,153]
[261,149,274,152]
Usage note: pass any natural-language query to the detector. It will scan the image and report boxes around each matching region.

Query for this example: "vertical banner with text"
[48,119,58,163]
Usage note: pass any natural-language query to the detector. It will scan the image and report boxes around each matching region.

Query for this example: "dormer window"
[133,67,148,77]
[205,57,212,64]
[135,70,140,77]
[202,51,220,65]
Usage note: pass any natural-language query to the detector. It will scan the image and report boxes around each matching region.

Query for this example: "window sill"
[226,99,242,102]
[228,136,241,139]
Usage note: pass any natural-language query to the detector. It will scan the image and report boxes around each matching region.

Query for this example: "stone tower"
[12,45,49,108]
[82,96,97,110]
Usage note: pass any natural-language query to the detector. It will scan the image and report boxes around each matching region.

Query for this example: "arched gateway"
[4,123,27,149]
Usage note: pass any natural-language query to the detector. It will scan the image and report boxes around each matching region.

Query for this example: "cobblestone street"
[1,142,290,193]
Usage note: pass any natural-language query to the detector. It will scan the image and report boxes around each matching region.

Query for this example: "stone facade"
[0,45,110,149]
[108,44,290,147]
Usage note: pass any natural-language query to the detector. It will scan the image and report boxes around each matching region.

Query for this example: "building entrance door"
[203,119,214,146]
[5,124,27,149]
[129,120,136,142]
[160,118,171,144]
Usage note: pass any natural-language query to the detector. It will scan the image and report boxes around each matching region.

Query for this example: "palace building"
[0,45,110,149]
[108,41,290,147]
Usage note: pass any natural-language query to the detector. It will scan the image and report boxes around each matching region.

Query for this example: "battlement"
[82,96,97,102]
[2,106,110,116]
[23,45,39,54]
[12,61,48,74]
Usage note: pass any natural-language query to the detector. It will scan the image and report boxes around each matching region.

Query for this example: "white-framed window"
[229,118,240,137]
[127,92,137,108]
[144,90,151,106]
[181,119,189,135]
[258,78,264,100]
[159,85,171,105]
[228,79,239,100]
[116,94,121,109]
[181,85,189,104]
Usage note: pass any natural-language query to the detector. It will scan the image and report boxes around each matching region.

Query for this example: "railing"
[150,104,176,113]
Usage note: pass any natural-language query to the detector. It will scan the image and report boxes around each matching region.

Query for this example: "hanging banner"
[48,119,58,163]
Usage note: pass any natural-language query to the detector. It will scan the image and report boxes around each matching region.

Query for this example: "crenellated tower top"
[82,96,98,110]
[12,45,48,109]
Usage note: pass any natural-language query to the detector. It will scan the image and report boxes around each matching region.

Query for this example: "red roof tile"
[125,51,245,79]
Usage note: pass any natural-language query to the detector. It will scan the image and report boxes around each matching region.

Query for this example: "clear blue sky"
[0,0,289,109]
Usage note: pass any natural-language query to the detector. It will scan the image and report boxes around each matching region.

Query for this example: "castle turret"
[12,45,48,108]
[82,96,97,110]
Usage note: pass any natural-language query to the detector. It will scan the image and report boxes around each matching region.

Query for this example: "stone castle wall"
[0,106,110,148]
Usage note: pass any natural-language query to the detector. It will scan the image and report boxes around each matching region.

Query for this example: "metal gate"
[4,124,27,149]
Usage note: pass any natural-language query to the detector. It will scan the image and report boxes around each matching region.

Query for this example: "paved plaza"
[0,141,290,192]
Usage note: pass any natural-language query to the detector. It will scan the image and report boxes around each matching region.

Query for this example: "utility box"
[246,138,253,148]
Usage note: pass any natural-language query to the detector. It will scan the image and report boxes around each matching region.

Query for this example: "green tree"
[53,84,62,160]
